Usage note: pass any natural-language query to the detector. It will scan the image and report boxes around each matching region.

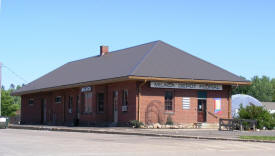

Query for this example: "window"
[55,96,62,103]
[76,95,80,114]
[165,91,173,111]
[68,96,73,113]
[97,93,104,113]
[28,98,34,106]
[198,99,206,112]
[82,92,92,113]
[122,90,128,112]
[122,90,128,106]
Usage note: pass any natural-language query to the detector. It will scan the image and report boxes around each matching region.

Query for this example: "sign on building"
[150,82,223,90]
[214,98,222,114]
[81,86,92,92]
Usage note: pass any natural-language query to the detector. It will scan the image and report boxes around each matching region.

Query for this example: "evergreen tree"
[248,76,274,102]
[1,85,21,117]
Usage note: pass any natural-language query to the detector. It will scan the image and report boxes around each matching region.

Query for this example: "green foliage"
[166,115,174,125]
[232,76,250,95]
[128,120,144,128]
[248,76,274,102]
[271,79,275,102]
[238,105,275,130]
[1,84,21,117]
[233,76,275,102]
[240,136,275,141]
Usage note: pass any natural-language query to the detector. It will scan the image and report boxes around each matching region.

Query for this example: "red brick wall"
[21,94,41,124]
[20,81,137,125]
[139,83,231,124]
[107,81,137,123]
[20,81,231,126]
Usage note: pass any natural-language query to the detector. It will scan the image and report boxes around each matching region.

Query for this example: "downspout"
[138,80,147,122]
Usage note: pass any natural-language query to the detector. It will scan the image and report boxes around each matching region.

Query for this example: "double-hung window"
[82,92,92,113]
[122,90,128,112]
[97,93,104,113]
[165,91,173,111]
[68,96,73,113]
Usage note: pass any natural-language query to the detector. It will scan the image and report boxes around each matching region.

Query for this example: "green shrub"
[238,105,275,130]
[166,115,174,125]
[128,120,144,128]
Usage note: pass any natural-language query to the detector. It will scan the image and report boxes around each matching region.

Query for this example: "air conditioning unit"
[122,105,128,112]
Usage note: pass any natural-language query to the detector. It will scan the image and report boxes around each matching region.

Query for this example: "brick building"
[13,41,250,126]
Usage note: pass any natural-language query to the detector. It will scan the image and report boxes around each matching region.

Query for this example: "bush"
[238,105,275,130]
[166,115,174,125]
[128,120,144,128]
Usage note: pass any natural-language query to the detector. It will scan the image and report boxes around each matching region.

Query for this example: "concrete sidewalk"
[8,124,275,143]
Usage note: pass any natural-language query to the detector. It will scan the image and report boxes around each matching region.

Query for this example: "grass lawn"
[240,136,275,141]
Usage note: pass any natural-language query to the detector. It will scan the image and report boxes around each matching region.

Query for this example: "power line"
[2,64,28,84]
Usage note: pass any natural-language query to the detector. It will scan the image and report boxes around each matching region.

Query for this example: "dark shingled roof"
[14,40,248,95]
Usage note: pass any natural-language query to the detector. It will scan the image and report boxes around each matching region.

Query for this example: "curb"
[8,125,275,144]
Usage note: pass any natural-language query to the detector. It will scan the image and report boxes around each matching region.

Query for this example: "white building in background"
[231,94,262,117]
[262,102,275,114]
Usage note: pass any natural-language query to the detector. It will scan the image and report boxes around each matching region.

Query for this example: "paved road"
[0,129,275,156]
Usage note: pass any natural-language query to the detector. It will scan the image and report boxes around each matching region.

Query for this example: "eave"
[12,76,251,96]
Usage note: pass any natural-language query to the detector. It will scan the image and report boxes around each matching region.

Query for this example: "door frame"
[41,98,47,124]
[75,95,80,126]
[113,91,118,123]
[197,98,207,122]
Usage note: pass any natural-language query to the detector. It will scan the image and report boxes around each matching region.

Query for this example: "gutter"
[128,76,251,86]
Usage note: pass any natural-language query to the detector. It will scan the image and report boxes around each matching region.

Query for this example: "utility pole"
[0,62,2,116]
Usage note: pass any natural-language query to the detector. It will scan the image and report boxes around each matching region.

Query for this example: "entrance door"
[75,95,80,126]
[41,99,47,124]
[113,91,118,123]
[197,99,206,122]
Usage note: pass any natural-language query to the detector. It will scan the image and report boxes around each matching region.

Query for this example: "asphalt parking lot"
[1,129,275,156]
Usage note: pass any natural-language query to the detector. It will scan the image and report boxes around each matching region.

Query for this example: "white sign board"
[81,86,92,92]
[0,117,6,122]
[150,82,222,90]
[182,97,190,109]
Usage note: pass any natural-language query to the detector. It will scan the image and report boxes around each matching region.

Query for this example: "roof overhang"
[12,76,130,96]
[12,76,251,96]
[128,76,251,85]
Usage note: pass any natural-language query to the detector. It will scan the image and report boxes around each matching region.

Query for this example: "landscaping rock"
[153,123,161,129]
[147,125,153,129]
[165,125,171,129]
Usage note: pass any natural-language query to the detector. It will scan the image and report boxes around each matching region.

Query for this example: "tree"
[271,78,275,102]
[233,76,274,102]
[232,76,250,95]
[238,105,275,130]
[248,76,274,102]
[1,85,21,117]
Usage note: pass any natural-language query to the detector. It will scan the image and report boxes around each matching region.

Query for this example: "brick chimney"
[100,45,109,56]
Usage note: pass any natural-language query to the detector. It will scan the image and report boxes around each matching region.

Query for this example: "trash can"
[0,116,8,129]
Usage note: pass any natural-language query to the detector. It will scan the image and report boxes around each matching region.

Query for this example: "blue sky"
[0,0,274,88]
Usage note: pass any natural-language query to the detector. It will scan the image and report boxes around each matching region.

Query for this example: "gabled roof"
[13,40,250,95]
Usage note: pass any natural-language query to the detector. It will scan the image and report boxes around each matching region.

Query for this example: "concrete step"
[200,123,219,129]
